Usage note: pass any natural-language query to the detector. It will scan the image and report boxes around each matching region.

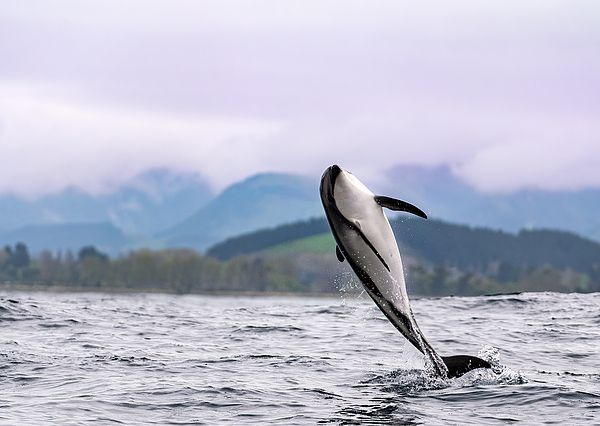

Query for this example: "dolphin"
[320,165,490,379]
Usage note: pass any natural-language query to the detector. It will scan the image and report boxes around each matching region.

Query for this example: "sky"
[1,0,599,198]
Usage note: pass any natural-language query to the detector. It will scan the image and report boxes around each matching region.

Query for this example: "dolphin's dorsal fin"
[335,245,345,262]
[374,195,428,219]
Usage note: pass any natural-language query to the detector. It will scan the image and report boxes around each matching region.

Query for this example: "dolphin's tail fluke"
[441,355,491,378]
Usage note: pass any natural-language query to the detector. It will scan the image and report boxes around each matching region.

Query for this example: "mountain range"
[1,164,600,257]
[383,164,600,240]
[156,173,323,252]
[0,169,214,236]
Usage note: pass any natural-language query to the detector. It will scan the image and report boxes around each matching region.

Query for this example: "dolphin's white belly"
[333,172,410,308]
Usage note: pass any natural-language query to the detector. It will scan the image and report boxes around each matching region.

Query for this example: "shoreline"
[0,283,358,299]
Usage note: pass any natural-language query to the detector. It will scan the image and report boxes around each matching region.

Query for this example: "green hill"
[261,233,336,257]
[206,217,329,260]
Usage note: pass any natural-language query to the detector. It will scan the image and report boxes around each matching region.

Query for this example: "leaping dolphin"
[320,165,490,379]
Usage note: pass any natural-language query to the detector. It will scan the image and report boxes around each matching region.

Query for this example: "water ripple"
[0,291,598,424]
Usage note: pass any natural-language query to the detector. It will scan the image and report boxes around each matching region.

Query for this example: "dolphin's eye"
[354,221,361,230]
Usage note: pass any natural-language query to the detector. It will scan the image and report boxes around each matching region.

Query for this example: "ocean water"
[1,290,599,425]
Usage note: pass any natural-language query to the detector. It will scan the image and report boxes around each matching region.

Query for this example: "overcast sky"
[1,1,599,197]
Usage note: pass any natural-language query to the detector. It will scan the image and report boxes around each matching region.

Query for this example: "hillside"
[158,173,324,252]
[206,216,600,276]
[206,218,330,260]
[391,218,600,273]
[260,233,336,257]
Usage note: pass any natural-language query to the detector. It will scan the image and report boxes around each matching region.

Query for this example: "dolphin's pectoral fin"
[441,355,491,378]
[335,245,345,262]
[374,196,428,219]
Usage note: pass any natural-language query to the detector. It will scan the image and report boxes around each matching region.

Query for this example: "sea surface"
[1,290,599,425]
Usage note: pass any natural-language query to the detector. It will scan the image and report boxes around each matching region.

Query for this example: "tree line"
[2,241,600,296]
[0,243,342,294]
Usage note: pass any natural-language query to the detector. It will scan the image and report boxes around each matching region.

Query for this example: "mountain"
[0,222,131,257]
[157,173,324,252]
[383,164,600,241]
[198,166,600,257]
[0,169,214,236]
[3,164,600,257]
[102,169,215,235]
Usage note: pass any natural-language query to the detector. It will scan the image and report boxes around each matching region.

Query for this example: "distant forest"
[0,243,340,295]
[2,216,600,296]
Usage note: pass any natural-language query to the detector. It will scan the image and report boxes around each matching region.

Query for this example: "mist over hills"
[0,169,214,255]
[383,164,600,241]
[0,223,130,257]
[157,173,324,252]
[1,164,600,257]
[0,171,323,255]
[0,169,214,236]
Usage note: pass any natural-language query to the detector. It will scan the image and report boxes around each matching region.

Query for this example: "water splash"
[467,345,529,385]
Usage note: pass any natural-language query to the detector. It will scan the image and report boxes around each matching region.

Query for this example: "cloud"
[0,83,285,197]
[454,117,600,193]
[4,0,598,39]
[2,79,600,199]
[1,1,599,196]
